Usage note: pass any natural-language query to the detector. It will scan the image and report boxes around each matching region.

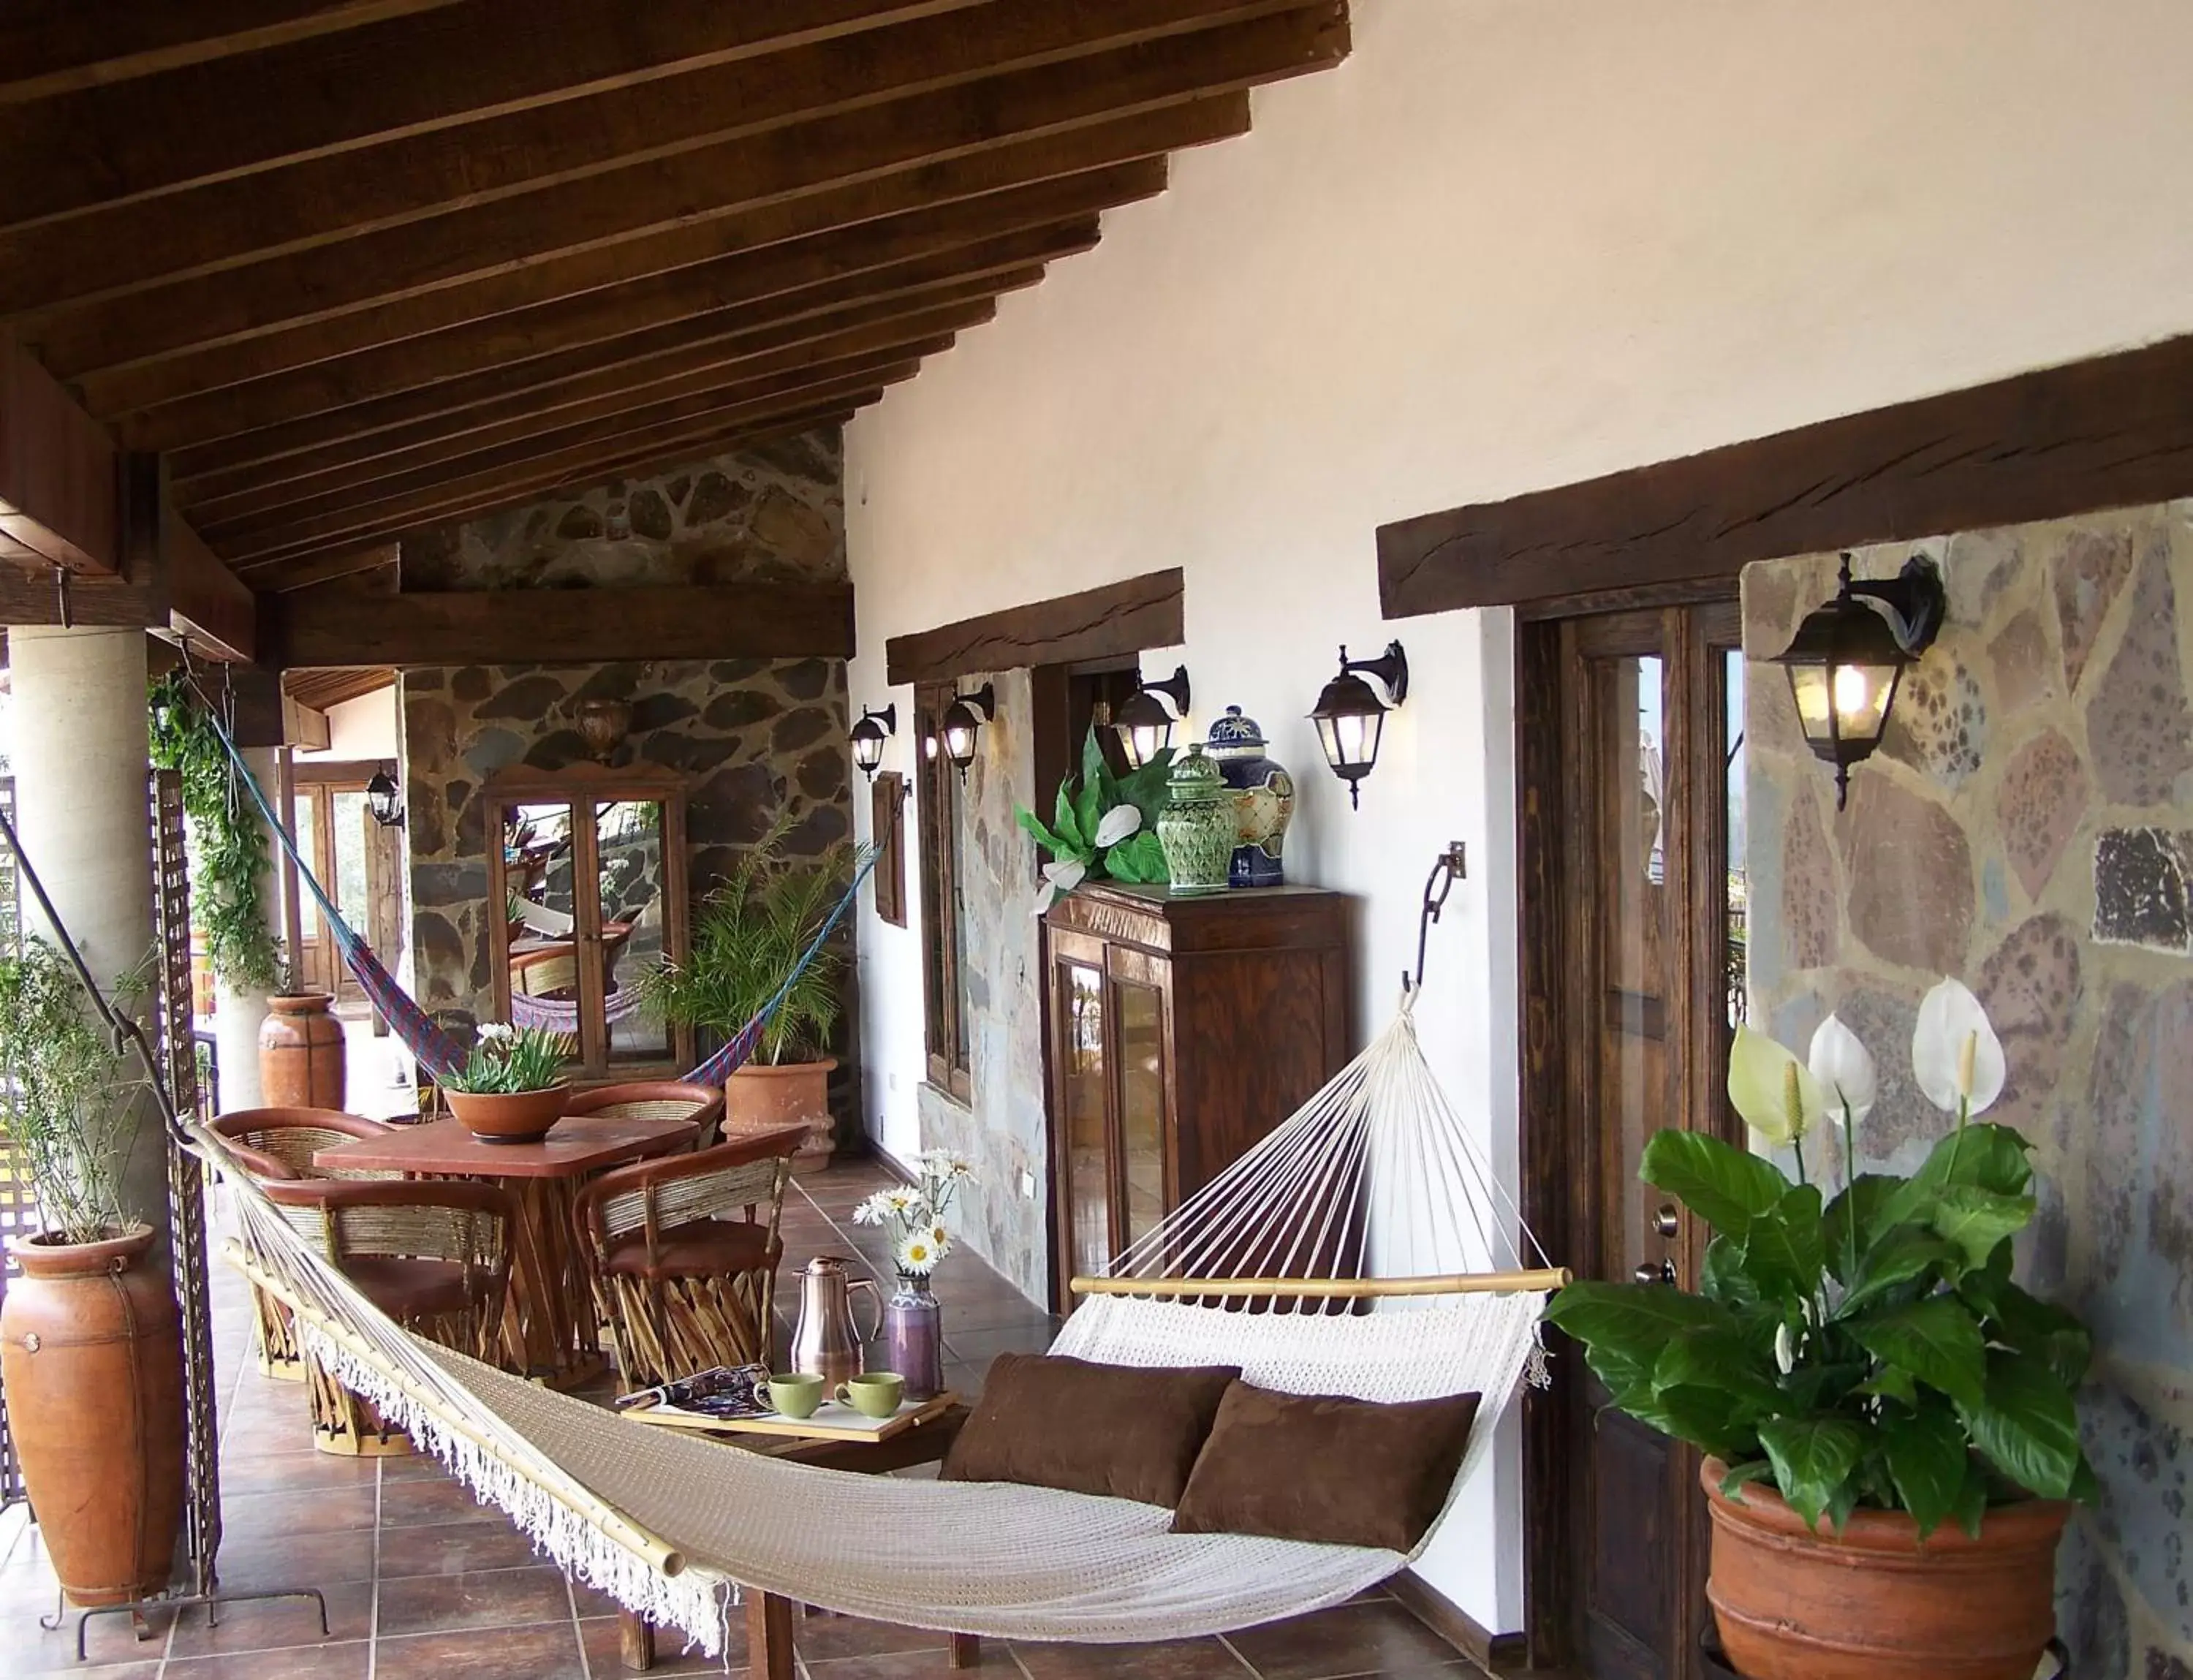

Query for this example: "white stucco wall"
[844,0,2193,1632]
[295,686,399,762]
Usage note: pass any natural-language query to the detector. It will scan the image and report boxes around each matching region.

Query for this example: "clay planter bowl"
[1701,1456,2070,1680]
[446,1084,569,1145]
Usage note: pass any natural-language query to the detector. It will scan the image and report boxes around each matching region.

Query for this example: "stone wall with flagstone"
[1743,499,2193,1680]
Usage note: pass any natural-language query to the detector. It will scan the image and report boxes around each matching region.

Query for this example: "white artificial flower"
[1032,855,1088,918]
[882,1187,917,1214]
[850,1191,895,1226]
[1094,805,1142,849]
[1913,978,2006,1118]
[477,1021,515,1043]
[1727,1024,1826,1149]
[1808,1014,1876,1122]
[1773,1321,1797,1376]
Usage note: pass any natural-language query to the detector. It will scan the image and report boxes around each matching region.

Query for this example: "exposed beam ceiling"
[0,0,1350,644]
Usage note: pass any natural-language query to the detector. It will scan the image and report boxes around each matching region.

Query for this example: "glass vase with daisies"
[441,1021,575,1143]
[852,1152,977,1400]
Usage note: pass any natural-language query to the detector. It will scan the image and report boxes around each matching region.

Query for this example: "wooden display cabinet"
[1040,881,1352,1313]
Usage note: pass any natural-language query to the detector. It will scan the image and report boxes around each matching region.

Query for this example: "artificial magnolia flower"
[1093,804,1143,848]
[1031,855,1088,917]
[1727,1023,1827,1149]
[1773,1321,1797,1376]
[1913,977,2005,1118]
[1808,1013,1876,1121]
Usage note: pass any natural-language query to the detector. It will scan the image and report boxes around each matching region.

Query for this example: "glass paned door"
[594,799,671,1066]
[1056,953,1110,1282]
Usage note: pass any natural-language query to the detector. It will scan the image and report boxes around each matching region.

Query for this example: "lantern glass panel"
[1315,705,1382,776]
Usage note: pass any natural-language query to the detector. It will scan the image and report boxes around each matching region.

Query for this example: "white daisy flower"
[850,1192,895,1226]
[895,1233,939,1273]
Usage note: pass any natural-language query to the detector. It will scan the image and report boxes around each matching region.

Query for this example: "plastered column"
[7,627,169,1263]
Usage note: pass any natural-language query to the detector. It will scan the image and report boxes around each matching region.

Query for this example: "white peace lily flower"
[1093,805,1142,849]
[1913,978,2006,1117]
[1032,855,1088,917]
[1727,1024,1826,1149]
[1773,1321,1797,1376]
[1808,1014,1876,1121]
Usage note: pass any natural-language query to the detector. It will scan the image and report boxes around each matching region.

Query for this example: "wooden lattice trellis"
[0,774,24,1508]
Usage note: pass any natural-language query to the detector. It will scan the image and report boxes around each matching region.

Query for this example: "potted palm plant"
[441,1022,575,1143]
[1543,980,2092,1680]
[0,939,186,1609]
[644,825,852,1167]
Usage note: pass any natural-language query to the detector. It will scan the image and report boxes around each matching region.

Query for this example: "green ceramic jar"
[1156,743,1235,896]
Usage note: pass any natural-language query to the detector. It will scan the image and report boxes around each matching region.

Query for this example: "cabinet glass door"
[503,800,584,1068]
[594,799,671,1065]
[1058,958,1110,1283]
[1113,979,1167,1253]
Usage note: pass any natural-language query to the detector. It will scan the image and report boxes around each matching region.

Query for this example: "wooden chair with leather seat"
[561,1080,727,1150]
[570,1124,806,1388]
[210,1108,397,1379]
[256,1176,518,1456]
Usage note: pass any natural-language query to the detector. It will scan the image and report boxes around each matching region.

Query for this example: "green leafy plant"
[0,939,148,1243]
[642,820,857,1065]
[1542,979,2096,1538]
[147,673,283,993]
[1017,725,1175,911]
[442,1022,573,1094]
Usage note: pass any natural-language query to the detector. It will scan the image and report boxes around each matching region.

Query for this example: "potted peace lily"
[442,1021,574,1144]
[851,1151,976,1401]
[1543,980,2093,1680]
[1018,724,1173,913]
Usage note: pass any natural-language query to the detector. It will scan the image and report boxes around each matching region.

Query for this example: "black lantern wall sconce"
[849,704,897,779]
[940,683,997,779]
[1112,666,1192,769]
[1770,552,1946,809]
[365,766,405,830]
[1309,641,1409,809]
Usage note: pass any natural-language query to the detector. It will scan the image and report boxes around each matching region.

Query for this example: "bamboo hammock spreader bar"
[225,1241,688,1578]
[1070,1267,1571,1300]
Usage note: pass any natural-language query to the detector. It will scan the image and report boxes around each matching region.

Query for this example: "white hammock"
[213,999,1560,1658]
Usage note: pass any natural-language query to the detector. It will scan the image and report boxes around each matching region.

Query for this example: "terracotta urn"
[1700,1456,2071,1680]
[260,992,346,1109]
[446,1084,569,1145]
[725,1056,838,1168]
[0,1225,186,1607]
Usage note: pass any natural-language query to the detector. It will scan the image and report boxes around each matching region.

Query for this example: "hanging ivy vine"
[148,672,284,993]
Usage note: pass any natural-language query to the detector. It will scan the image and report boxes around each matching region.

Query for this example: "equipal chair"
[561,1080,727,1150]
[211,1108,397,1379]
[259,1176,518,1456]
[571,1124,805,1388]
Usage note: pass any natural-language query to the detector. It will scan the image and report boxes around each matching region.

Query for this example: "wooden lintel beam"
[0,566,161,627]
[172,283,1012,486]
[251,543,400,594]
[1377,331,2193,618]
[4,0,1310,315]
[31,9,1341,379]
[178,319,971,522]
[0,1,983,227]
[267,580,857,668]
[235,407,864,577]
[93,113,1207,433]
[216,366,917,561]
[0,331,118,572]
[886,568,1185,685]
[164,506,257,661]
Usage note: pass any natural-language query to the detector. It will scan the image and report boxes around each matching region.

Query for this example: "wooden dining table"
[313,1113,697,1387]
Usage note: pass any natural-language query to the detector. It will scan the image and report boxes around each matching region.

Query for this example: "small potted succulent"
[441,1021,574,1143]
[1543,980,2093,1680]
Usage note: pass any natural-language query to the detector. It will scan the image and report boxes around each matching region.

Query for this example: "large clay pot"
[446,1084,569,1144]
[1701,1455,2071,1680]
[725,1057,837,1168]
[0,1226,186,1608]
[260,993,347,1110]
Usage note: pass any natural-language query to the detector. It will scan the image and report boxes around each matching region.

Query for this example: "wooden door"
[1520,599,1746,1680]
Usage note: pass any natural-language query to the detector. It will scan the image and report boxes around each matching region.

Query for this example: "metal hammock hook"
[1403,840,1468,996]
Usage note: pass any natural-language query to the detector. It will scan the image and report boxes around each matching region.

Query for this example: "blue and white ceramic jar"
[1204,706,1294,888]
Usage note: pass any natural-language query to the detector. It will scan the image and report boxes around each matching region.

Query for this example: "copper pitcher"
[788,1256,880,1385]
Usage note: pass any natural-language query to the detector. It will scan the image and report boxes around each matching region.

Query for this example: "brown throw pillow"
[942,1352,1241,1507]
[1170,1381,1483,1552]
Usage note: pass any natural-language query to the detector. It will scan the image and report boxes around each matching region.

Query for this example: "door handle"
[1651,1203,1680,1238]
[1632,1260,1675,1285]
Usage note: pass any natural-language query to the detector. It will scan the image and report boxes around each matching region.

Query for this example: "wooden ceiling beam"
[193,336,958,532]
[240,409,862,583]
[164,510,257,662]
[179,314,980,521]
[170,281,1016,486]
[250,543,402,595]
[2,0,1306,314]
[0,2,462,107]
[220,373,909,562]
[105,171,1131,443]
[0,330,119,572]
[0,1,985,228]
[267,578,857,668]
[31,15,1336,382]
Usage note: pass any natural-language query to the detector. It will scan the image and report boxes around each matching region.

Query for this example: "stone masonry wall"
[1744,501,2193,1680]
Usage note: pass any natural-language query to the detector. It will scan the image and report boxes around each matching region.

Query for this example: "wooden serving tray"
[625,1390,958,1443]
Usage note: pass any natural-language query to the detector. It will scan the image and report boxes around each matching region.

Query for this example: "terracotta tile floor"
[0,1159,1475,1679]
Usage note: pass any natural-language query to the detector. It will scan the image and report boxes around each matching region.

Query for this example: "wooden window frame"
[914,683,972,1102]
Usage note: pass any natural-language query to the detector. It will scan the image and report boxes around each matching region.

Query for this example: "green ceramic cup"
[834,1371,905,1418]
[768,1372,824,1420]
